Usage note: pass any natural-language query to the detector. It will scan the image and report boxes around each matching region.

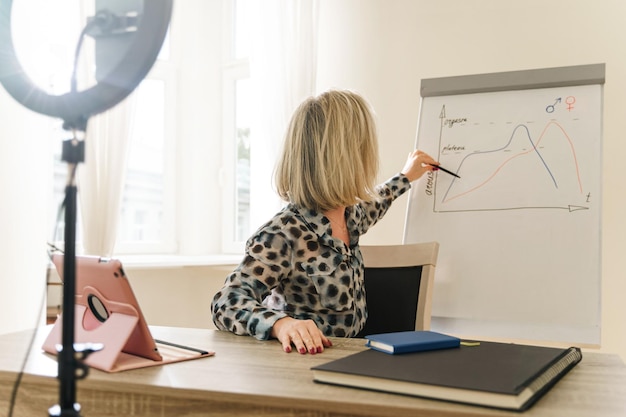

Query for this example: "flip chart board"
[404,64,604,345]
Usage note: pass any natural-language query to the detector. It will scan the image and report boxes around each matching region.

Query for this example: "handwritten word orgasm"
[443,117,467,128]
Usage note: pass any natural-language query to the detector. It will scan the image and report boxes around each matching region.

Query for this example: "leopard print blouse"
[211,173,412,340]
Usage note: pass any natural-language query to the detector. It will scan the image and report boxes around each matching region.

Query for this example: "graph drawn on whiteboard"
[421,85,599,214]
[406,71,603,345]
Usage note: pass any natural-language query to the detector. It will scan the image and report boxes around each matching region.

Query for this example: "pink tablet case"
[42,254,214,372]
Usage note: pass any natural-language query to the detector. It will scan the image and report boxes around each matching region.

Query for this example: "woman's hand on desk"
[271,317,333,354]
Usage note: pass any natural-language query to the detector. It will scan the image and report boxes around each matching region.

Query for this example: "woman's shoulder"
[244,205,321,263]
[249,204,315,243]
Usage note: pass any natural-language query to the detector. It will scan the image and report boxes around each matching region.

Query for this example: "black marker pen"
[428,164,460,179]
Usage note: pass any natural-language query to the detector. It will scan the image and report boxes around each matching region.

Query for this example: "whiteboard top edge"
[420,63,606,97]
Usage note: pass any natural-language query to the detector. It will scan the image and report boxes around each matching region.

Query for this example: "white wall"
[316,0,626,360]
[124,264,233,329]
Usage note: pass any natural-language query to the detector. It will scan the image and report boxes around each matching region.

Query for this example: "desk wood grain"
[1,326,625,417]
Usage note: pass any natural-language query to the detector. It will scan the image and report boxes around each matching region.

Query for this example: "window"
[12,1,176,254]
[115,73,177,254]
[234,77,252,242]
[16,0,269,258]
[120,80,167,243]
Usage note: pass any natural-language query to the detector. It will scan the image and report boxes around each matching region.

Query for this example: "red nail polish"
[299,347,306,354]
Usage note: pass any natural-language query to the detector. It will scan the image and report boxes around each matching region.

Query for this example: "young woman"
[211,90,438,354]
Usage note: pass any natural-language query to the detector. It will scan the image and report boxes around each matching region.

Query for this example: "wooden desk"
[1,326,625,417]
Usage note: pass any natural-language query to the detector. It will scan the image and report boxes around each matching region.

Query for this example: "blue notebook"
[365,330,460,354]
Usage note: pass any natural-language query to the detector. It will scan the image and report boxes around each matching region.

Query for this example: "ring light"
[0,0,173,130]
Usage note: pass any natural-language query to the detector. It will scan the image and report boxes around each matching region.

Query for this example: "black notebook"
[312,341,582,411]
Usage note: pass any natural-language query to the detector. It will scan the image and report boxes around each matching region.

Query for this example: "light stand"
[49,139,91,417]
[57,172,81,417]
[0,1,173,415]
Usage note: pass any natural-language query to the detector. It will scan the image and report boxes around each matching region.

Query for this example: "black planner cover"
[312,341,582,411]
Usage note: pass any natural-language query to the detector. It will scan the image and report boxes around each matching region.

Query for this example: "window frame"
[220,0,251,254]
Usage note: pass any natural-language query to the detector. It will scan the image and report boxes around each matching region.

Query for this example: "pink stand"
[43,297,142,372]
[43,286,214,372]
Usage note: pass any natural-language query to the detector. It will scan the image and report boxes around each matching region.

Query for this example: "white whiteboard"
[404,65,603,346]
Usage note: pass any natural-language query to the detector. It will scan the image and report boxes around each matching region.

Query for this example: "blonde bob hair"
[275,90,380,211]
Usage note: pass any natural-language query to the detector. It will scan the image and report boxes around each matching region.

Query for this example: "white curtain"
[248,0,320,228]
[78,95,135,257]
